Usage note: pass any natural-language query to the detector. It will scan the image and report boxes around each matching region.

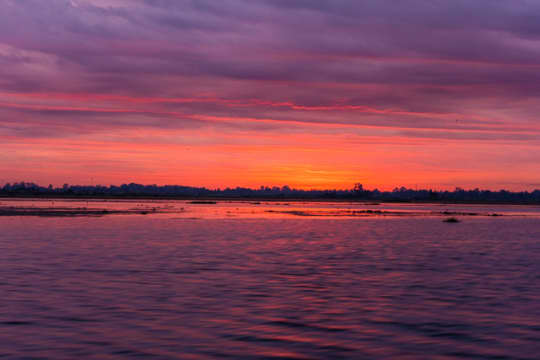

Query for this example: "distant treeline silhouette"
[2,182,540,204]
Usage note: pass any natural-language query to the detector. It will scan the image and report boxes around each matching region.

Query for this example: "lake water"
[1,200,539,359]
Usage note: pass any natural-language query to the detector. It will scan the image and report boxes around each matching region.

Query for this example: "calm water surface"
[1,200,540,359]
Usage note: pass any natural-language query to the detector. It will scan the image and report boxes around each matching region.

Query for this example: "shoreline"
[0,205,509,218]
[0,195,539,206]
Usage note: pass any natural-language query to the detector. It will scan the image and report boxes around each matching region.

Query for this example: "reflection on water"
[1,198,540,218]
[0,201,539,359]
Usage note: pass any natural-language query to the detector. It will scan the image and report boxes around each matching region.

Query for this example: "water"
[1,200,540,359]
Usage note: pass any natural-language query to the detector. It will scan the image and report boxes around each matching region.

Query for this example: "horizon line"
[2,181,539,193]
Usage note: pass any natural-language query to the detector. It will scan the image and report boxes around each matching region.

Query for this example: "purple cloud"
[1,0,540,188]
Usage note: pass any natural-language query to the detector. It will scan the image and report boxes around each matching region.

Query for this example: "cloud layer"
[1,0,539,189]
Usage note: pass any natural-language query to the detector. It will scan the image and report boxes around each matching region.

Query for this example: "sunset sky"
[1,0,540,190]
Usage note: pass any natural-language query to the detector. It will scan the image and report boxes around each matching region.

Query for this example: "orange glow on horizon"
[3,124,539,191]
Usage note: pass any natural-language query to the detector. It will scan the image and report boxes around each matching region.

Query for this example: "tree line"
[1,182,539,204]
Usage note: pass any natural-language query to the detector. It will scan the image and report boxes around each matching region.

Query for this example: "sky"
[1,0,540,190]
